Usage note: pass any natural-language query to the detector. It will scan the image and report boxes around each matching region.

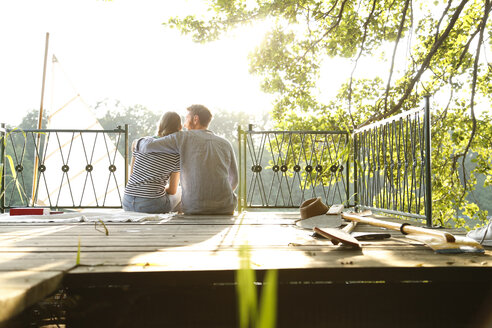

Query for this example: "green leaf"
[6,154,25,203]
[257,269,278,328]
[236,244,258,327]
[76,237,81,265]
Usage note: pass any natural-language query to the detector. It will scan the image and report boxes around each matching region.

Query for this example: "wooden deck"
[1,210,491,327]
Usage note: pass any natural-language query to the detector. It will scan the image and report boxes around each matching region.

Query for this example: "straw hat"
[299,197,328,220]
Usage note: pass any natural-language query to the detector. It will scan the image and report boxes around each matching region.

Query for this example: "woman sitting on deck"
[123,111,182,213]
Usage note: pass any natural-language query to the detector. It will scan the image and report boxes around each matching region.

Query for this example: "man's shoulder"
[208,131,233,146]
[188,130,223,140]
[156,131,183,142]
[185,130,233,148]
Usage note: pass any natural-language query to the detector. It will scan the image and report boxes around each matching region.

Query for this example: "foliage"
[94,99,162,156]
[236,244,277,328]
[432,107,492,228]
[167,0,492,228]
[210,107,271,158]
[1,111,48,206]
[94,101,268,157]
[210,107,270,142]
[76,237,81,265]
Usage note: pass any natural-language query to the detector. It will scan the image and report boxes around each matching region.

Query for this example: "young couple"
[123,104,238,215]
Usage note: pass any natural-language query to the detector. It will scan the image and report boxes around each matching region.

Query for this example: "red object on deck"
[9,208,51,216]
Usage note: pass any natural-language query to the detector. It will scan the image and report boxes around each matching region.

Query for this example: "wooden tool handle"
[342,221,357,233]
[342,213,456,243]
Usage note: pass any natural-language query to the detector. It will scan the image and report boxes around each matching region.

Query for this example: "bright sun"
[0,0,274,126]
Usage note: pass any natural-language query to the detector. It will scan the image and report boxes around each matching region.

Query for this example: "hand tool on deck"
[314,221,361,249]
[342,212,485,254]
[312,209,388,249]
[344,210,392,241]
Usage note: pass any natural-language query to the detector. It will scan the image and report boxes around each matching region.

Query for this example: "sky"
[3,1,477,129]
[0,0,278,126]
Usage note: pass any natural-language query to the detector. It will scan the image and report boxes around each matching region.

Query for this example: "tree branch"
[383,0,411,113]
[314,0,340,20]
[347,0,378,127]
[459,0,491,199]
[435,0,454,43]
[358,0,470,128]
[299,0,349,61]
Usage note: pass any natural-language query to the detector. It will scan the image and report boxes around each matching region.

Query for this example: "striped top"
[124,140,180,199]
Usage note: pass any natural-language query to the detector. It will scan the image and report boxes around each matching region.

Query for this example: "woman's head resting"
[157,111,182,137]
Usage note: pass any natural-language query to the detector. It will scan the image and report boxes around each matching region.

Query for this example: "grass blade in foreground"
[236,244,278,328]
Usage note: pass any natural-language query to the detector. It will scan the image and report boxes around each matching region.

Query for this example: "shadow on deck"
[0,210,491,327]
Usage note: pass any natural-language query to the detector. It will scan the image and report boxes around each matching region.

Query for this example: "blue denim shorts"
[123,194,171,214]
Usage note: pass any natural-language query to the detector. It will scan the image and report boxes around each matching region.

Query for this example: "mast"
[31,32,49,206]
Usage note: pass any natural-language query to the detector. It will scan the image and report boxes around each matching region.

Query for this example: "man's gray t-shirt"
[137,130,238,214]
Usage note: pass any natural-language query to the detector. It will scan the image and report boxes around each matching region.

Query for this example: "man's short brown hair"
[187,104,213,128]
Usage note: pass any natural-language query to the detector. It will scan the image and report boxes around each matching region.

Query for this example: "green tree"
[94,99,161,156]
[209,107,271,161]
[167,0,492,228]
[3,109,47,206]
[210,108,270,140]
[94,100,269,158]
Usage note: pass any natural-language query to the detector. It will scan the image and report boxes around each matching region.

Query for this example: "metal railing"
[353,96,432,226]
[237,126,351,211]
[1,98,432,224]
[0,124,128,212]
[237,96,432,226]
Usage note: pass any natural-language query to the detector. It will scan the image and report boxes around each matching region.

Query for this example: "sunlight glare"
[0,1,274,126]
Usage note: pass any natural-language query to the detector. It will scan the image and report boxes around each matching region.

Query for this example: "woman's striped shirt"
[124,145,180,199]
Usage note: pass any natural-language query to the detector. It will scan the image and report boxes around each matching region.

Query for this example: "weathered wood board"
[0,210,490,324]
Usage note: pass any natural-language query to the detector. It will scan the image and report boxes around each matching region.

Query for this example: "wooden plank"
[0,239,414,252]
[0,271,64,324]
[0,210,489,325]
[1,246,488,273]
[66,265,492,287]
[60,248,489,274]
[0,211,298,227]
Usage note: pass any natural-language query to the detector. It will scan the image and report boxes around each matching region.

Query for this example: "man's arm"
[136,134,180,154]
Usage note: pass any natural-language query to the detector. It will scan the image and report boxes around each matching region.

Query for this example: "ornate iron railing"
[237,126,351,210]
[2,99,432,225]
[238,96,432,226]
[0,124,128,211]
[353,96,432,226]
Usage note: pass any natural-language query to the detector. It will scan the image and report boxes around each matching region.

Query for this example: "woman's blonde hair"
[157,111,182,137]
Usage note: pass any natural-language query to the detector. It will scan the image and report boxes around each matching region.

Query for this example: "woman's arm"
[165,172,180,195]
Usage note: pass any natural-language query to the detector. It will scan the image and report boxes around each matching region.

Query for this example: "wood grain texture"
[0,210,490,324]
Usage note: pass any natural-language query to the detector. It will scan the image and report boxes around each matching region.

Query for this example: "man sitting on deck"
[137,104,238,215]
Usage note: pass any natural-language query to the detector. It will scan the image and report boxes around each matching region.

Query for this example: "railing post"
[345,133,350,206]
[353,132,359,209]
[124,124,129,187]
[242,125,249,211]
[424,95,432,227]
[237,125,243,213]
[0,123,5,213]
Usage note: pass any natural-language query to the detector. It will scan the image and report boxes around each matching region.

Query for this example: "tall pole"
[353,132,358,209]
[31,32,50,206]
[424,95,432,227]
[1,123,5,213]
[124,124,129,185]
[237,125,242,212]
